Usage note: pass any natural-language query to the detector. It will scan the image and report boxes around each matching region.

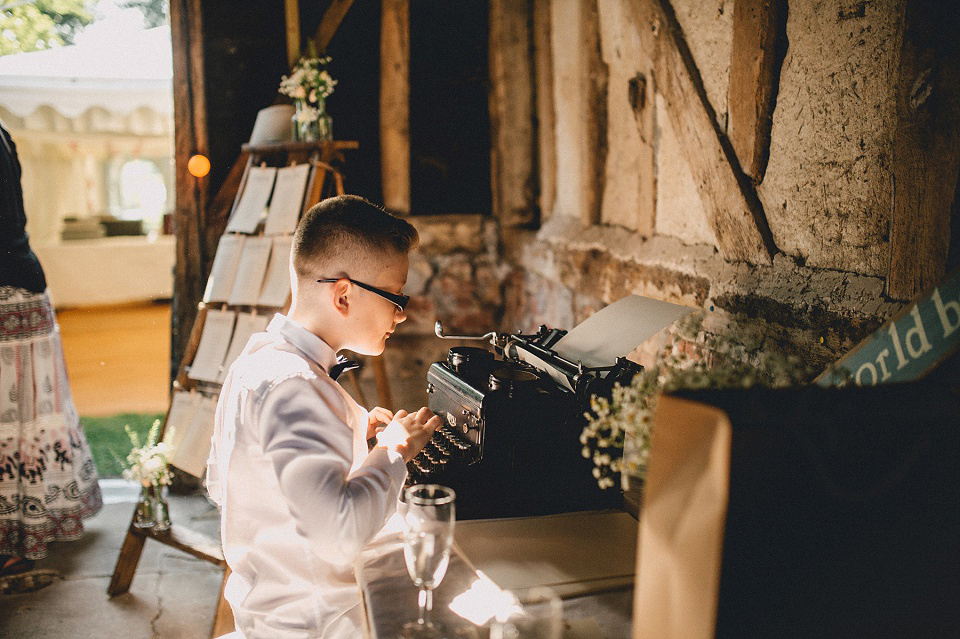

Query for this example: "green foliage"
[119,0,167,28]
[0,0,94,56]
[79,412,163,478]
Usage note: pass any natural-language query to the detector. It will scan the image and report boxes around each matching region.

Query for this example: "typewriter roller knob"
[447,346,495,375]
[488,367,539,398]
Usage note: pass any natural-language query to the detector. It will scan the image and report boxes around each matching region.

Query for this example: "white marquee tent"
[0,26,176,307]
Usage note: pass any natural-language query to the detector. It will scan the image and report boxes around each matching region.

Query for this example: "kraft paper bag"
[633,395,731,639]
[633,382,960,639]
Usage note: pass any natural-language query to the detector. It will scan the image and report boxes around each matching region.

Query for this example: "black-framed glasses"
[317,277,410,311]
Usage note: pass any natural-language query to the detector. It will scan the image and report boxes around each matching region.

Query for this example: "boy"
[206,195,441,638]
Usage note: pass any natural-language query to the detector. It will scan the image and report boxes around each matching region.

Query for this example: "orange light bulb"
[187,154,211,178]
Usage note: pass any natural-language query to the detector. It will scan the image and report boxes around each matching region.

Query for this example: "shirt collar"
[266,313,339,376]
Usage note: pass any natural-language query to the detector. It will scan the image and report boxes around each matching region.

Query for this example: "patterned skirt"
[0,286,103,559]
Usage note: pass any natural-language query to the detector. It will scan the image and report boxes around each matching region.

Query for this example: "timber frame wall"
[169,0,960,378]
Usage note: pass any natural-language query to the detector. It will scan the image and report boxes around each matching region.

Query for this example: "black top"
[1,123,46,293]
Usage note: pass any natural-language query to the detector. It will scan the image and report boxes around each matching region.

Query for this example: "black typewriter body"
[406,325,641,519]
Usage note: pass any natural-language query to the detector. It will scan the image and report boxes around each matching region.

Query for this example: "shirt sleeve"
[256,374,408,563]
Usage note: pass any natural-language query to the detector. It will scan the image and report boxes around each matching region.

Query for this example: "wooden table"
[357,510,639,639]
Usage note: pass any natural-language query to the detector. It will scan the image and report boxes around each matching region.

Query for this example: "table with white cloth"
[356,510,638,639]
[32,235,175,308]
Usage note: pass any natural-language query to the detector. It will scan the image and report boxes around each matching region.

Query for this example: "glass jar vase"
[133,484,155,529]
[152,485,171,532]
[292,99,333,142]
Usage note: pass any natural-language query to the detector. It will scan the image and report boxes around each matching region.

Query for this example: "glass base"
[401,620,446,639]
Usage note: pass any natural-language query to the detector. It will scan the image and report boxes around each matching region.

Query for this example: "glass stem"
[417,587,433,625]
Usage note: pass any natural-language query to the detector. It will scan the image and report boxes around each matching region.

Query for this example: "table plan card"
[217,312,271,382]
[161,390,202,452]
[257,236,293,308]
[227,236,273,306]
[226,166,277,233]
[203,234,245,303]
[263,163,311,235]
[188,309,237,383]
[170,394,219,478]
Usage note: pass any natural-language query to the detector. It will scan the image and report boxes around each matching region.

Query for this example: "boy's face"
[347,251,409,356]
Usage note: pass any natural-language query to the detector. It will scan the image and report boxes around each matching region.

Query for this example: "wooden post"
[582,0,608,227]
[489,0,538,227]
[284,0,300,67]
[169,0,211,384]
[887,0,960,300]
[533,0,557,221]
[380,0,410,214]
[728,0,785,183]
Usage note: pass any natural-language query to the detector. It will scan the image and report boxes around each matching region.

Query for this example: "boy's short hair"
[292,195,418,279]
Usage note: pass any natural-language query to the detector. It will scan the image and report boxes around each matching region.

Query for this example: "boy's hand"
[375,407,442,463]
[366,406,394,441]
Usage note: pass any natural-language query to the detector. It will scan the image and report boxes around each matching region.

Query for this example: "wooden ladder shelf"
[107,139,391,638]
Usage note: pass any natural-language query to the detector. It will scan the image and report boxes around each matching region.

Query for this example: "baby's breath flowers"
[581,313,811,490]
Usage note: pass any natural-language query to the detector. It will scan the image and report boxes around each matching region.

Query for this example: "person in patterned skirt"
[0,121,102,577]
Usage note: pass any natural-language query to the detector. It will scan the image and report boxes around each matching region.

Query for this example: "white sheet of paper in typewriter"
[517,295,693,390]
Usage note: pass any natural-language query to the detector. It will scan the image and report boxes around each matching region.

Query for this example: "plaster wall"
[758,0,904,275]
[596,0,650,233]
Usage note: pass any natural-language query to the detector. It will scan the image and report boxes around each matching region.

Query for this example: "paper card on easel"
[161,391,202,452]
[264,163,311,235]
[226,166,277,233]
[227,236,273,306]
[188,309,237,383]
[218,312,270,382]
[203,234,245,303]
[257,236,293,309]
[170,394,219,478]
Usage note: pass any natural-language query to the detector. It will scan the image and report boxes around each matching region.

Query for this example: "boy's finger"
[371,407,394,421]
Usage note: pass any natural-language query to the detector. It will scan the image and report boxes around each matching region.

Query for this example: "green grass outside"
[79,413,165,478]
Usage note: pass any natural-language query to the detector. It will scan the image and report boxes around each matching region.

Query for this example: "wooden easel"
[108,139,392,638]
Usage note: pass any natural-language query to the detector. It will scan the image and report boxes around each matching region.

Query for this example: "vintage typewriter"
[406,321,643,519]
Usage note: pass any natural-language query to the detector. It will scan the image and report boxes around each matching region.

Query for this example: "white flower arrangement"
[279,55,337,124]
[122,419,174,488]
[581,313,812,490]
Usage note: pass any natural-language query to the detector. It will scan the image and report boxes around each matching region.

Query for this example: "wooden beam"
[380,0,410,214]
[533,0,556,220]
[284,0,301,67]
[627,0,776,265]
[489,0,537,227]
[728,0,784,183]
[582,0,608,227]
[887,0,960,300]
[315,0,356,54]
[169,0,210,383]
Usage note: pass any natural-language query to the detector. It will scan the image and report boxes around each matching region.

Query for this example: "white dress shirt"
[206,313,408,639]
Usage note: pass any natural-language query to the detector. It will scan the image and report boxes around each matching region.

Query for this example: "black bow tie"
[329,355,360,380]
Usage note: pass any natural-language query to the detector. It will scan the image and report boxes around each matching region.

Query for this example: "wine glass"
[401,484,456,639]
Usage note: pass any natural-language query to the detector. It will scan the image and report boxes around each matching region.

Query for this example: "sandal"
[0,555,35,577]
